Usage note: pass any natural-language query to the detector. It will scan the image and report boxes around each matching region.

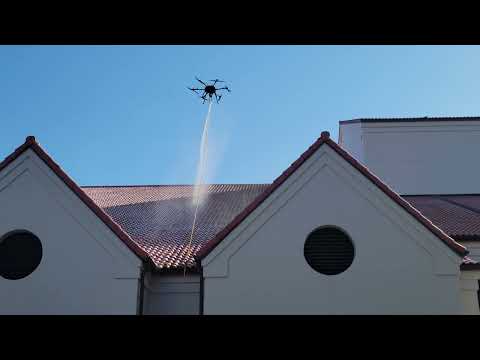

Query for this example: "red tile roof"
[82,184,269,269]
[403,195,480,241]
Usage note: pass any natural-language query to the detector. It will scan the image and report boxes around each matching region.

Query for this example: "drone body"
[189,77,231,103]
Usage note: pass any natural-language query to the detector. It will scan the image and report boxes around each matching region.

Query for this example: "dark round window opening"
[304,226,354,275]
[0,231,43,280]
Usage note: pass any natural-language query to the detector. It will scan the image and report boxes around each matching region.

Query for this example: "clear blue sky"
[1,45,479,186]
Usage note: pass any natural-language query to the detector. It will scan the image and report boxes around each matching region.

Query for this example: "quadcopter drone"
[188,77,231,103]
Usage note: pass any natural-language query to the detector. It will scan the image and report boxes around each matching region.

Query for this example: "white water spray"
[184,100,213,274]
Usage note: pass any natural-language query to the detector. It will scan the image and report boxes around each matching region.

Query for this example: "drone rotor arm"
[189,87,204,95]
[195,77,207,86]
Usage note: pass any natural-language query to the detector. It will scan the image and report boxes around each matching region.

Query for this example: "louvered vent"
[304,227,354,275]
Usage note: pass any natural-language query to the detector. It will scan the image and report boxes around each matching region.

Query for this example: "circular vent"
[304,226,354,275]
[0,231,43,280]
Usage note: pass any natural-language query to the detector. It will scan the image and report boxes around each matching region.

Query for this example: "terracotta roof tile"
[403,195,480,241]
[82,184,269,269]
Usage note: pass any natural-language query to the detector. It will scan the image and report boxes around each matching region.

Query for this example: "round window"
[0,231,43,280]
[304,226,354,275]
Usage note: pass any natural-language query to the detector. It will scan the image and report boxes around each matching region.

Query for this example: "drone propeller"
[195,77,207,86]
[210,79,224,83]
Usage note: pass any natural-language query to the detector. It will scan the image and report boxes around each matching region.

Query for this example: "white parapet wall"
[339,118,480,195]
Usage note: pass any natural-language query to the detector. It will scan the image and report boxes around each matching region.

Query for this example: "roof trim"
[0,136,152,265]
[340,116,480,125]
[196,131,468,261]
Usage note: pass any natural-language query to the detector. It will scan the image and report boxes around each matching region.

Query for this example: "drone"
[188,77,231,103]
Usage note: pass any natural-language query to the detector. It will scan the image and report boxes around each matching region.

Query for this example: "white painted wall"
[143,273,200,315]
[202,144,464,314]
[460,270,480,315]
[339,120,480,195]
[0,149,142,314]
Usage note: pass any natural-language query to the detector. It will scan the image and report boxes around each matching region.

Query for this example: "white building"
[1,117,479,314]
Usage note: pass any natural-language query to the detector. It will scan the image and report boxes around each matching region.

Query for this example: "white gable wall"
[202,144,464,314]
[0,149,142,314]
